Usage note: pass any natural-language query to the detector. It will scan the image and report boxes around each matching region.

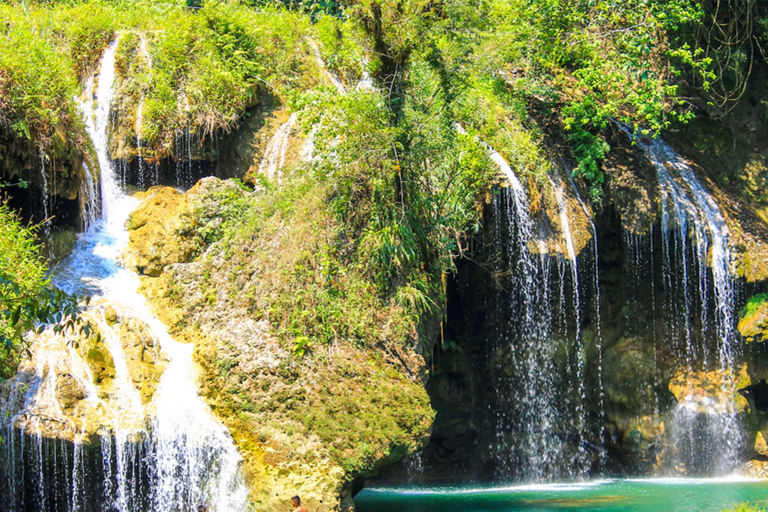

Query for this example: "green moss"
[301,358,434,473]
[740,294,768,320]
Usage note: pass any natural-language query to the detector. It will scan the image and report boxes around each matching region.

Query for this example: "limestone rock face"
[1,302,169,444]
[755,431,768,457]
[124,177,252,277]
[738,459,768,478]
[604,336,657,412]
[124,186,199,276]
[128,177,434,512]
[603,133,657,235]
[668,365,750,415]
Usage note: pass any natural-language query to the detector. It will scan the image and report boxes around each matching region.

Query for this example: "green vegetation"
[0,204,86,380]
[341,0,713,202]
[0,0,764,372]
[4,0,743,204]
[0,4,87,189]
[110,2,317,157]
[721,504,766,512]
[0,0,321,178]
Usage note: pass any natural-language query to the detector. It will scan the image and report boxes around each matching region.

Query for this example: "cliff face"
[122,177,434,511]
[406,111,768,481]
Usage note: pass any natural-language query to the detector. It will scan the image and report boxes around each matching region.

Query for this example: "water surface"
[355,479,768,512]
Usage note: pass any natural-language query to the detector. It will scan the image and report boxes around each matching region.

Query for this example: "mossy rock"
[603,336,657,415]
[130,177,436,511]
[668,365,750,414]
[739,295,768,343]
[84,336,116,385]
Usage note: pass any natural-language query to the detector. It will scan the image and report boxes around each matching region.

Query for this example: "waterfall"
[136,35,151,190]
[38,154,52,258]
[477,133,601,481]
[307,38,346,94]
[135,97,145,190]
[623,129,741,474]
[258,113,298,183]
[356,58,375,91]
[1,40,249,511]
[79,162,100,229]
[563,167,606,471]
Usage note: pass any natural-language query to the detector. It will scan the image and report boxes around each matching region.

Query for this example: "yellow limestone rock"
[668,364,750,414]
[756,431,768,457]
[738,301,768,343]
[739,460,768,479]
[123,186,199,277]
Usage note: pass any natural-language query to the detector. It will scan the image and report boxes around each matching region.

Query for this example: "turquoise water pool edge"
[355,478,768,512]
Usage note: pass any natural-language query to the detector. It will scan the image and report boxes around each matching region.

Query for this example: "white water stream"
[622,128,741,474]
[466,122,597,480]
[2,39,249,511]
[258,112,298,183]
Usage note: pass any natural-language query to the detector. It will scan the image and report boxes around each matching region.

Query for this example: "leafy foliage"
[0,204,88,379]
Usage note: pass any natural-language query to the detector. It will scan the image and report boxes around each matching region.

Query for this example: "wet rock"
[536,169,595,258]
[56,373,89,409]
[48,229,79,263]
[2,302,170,443]
[123,186,200,276]
[84,334,116,384]
[738,460,768,478]
[755,431,768,457]
[604,336,657,413]
[739,299,768,343]
[104,305,118,325]
[668,365,750,414]
[118,316,168,403]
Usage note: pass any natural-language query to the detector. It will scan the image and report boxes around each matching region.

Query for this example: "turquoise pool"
[355,478,768,511]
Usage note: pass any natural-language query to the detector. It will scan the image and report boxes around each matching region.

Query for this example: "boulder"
[668,365,750,415]
[123,186,200,276]
[738,460,768,479]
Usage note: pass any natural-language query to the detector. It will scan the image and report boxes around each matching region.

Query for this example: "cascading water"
[481,139,601,481]
[307,38,346,94]
[37,154,54,260]
[258,113,298,183]
[623,129,742,474]
[1,40,249,511]
[135,35,152,190]
[79,162,100,229]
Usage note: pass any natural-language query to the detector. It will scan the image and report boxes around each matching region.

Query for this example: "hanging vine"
[693,0,768,116]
